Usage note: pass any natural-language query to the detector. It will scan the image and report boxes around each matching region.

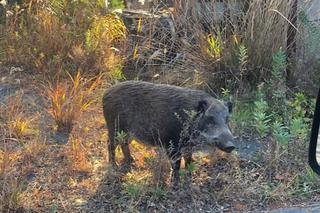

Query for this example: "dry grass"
[86,14,128,73]
[131,0,297,90]
[1,1,127,76]
[47,71,102,133]
[64,136,93,174]
[0,95,37,140]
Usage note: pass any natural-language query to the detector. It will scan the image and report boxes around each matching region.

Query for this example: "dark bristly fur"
[103,81,235,187]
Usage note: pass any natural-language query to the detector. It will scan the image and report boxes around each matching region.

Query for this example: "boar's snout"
[219,140,235,153]
[201,129,236,153]
[216,129,235,153]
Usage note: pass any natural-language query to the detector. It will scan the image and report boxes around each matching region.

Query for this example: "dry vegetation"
[0,0,320,212]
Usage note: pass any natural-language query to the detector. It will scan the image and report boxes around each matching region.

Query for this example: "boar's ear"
[197,100,208,113]
[225,101,233,113]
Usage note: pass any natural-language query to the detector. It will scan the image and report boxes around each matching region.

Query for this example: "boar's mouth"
[198,132,235,153]
[217,144,235,153]
[216,141,235,153]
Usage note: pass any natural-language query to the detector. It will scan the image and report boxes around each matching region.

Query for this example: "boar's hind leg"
[169,149,181,188]
[121,142,134,166]
[108,129,117,168]
[183,152,193,185]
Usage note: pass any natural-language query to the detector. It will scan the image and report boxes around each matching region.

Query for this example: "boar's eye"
[197,100,208,113]
[205,116,216,125]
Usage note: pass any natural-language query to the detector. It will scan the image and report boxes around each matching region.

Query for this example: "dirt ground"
[1,67,320,213]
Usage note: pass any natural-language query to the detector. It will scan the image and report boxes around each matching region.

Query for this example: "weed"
[85,14,127,72]
[206,34,222,60]
[109,64,126,82]
[271,49,287,79]
[150,186,166,200]
[123,183,142,198]
[122,171,149,199]
[290,117,308,141]
[1,1,125,77]
[259,180,293,206]
[115,130,128,145]
[0,178,23,212]
[108,0,125,9]
[65,136,92,173]
[48,71,102,133]
[253,97,271,138]
[230,101,252,134]
[8,116,31,139]
[291,168,320,199]
[0,142,23,211]
[186,162,197,173]
[272,121,290,150]
[145,148,170,187]
[289,92,308,118]
[238,44,248,74]
[1,95,36,139]
[221,88,231,101]
[268,49,287,119]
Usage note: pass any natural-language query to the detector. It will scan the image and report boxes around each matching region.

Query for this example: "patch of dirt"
[1,67,319,213]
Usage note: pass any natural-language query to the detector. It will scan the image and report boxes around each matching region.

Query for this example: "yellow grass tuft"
[48,71,102,133]
[65,136,92,174]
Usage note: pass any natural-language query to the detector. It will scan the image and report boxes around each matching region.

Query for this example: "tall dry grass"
[0,0,127,77]
[131,0,297,91]
[48,71,102,133]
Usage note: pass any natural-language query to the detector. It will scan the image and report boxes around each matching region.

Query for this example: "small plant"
[8,116,31,139]
[109,64,126,82]
[289,92,308,118]
[0,178,23,212]
[2,96,35,139]
[238,44,248,75]
[290,117,308,141]
[291,168,320,199]
[186,162,197,173]
[145,148,170,187]
[48,71,102,133]
[253,98,271,138]
[85,15,126,52]
[115,130,128,145]
[268,48,287,119]
[150,186,166,200]
[272,121,290,150]
[271,49,287,79]
[85,14,127,72]
[221,88,231,101]
[108,0,125,9]
[124,183,142,198]
[206,34,222,60]
[259,182,284,205]
[230,101,252,134]
[288,92,310,141]
[65,136,92,173]
[122,171,148,199]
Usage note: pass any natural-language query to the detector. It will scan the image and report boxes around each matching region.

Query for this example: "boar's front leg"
[168,147,182,189]
[183,151,193,186]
